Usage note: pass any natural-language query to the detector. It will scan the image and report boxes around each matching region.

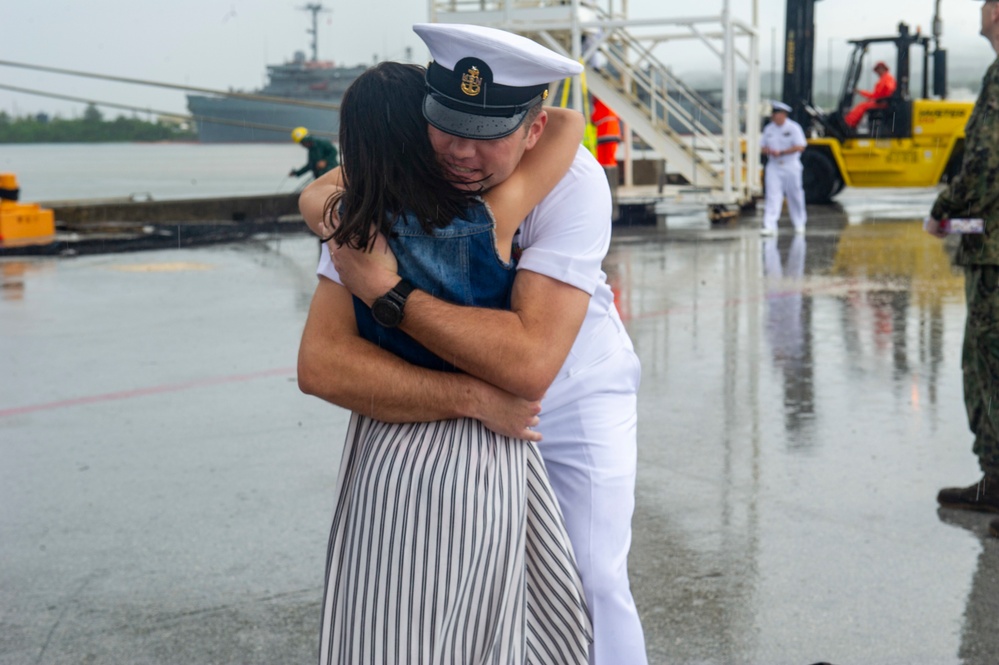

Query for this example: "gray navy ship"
[186,4,365,143]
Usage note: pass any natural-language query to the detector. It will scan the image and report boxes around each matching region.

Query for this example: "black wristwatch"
[371,279,415,328]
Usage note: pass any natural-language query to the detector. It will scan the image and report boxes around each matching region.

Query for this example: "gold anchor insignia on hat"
[461,66,482,97]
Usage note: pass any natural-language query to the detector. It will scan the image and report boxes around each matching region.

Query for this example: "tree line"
[0,104,196,143]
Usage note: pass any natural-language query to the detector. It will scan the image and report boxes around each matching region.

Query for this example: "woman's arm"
[484,107,585,234]
[299,166,345,238]
[306,109,584,240]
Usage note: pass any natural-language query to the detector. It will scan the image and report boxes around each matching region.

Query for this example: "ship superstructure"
[186,4,364,143]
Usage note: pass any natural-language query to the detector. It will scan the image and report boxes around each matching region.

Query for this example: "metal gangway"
[428,0,763,208]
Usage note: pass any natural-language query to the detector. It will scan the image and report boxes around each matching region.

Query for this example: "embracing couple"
[298,23,647,665]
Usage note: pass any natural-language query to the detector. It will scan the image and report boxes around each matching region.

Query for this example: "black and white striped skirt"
[319,413,591,665]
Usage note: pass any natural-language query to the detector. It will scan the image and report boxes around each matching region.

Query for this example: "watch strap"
[384,279,414,308]
[371,279,415,328]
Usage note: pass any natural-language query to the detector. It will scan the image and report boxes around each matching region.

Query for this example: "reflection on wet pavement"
[764,234,812,437]
[2,196,996,664]
[607,199,993,664]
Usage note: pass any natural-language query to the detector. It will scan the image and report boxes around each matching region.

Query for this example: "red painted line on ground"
[0,367,296,419]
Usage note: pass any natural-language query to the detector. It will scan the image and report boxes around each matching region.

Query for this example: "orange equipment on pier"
[0,173,55,245]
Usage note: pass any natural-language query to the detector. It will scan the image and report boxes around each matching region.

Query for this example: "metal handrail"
[430,0,760,202]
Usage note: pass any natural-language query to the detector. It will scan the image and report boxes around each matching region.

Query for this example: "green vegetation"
[0,104,196,143]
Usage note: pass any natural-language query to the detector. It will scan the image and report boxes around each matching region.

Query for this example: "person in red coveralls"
[591,97,622,168]
[844,61,897,128]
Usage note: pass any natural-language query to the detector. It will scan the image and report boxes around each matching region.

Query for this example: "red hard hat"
[874,61,889,71]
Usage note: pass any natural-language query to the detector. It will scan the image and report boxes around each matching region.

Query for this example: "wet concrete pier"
[2,188,996,665]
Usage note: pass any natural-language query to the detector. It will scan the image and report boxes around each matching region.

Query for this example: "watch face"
[372,298,402,327]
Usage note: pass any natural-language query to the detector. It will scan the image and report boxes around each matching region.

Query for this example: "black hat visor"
[422,94,530,140]
[423,61,548,140]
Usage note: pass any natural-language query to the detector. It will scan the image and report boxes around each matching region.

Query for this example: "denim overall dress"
[352,202,516,371]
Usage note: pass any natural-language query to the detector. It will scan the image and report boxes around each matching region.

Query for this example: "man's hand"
[328,233,400,306]
[924,216,948,239]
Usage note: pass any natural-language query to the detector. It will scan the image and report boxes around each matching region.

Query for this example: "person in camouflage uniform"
[925,0,999,538]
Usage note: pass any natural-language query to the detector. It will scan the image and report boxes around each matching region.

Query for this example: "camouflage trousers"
[963,265,999,476]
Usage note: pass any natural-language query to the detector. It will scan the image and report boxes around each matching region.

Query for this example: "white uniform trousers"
[537,343,648,665]
[763,160,807,233]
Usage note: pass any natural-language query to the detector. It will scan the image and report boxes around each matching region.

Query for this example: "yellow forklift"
[782,0,974,203]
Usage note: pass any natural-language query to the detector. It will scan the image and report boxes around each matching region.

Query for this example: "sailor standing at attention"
[760,101,808,235]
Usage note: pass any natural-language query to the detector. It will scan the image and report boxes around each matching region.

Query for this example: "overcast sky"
[1,0,994,119]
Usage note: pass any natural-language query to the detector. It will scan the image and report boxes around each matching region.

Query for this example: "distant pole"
[933,0,943,50]
[771,27,776,99]
[748,0,761,195]
[828,37,832,103]
[570,0,582,115]
[299,3,331,62]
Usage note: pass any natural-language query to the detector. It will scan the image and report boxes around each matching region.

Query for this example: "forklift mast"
[782,0,820,126]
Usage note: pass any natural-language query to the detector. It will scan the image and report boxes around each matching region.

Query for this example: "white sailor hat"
[413,23,583,140]
[771,101,792,113]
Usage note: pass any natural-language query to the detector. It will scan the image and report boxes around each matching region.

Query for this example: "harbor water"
[0,143,311,203]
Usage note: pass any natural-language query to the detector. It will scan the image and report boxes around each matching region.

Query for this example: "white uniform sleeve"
[315,242,342,284]
[515,146,612,296]
[792,121,807,148]
[760,123,773,151]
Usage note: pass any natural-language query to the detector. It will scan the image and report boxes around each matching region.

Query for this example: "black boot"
[990,518,999,538]
[937,475,999,514]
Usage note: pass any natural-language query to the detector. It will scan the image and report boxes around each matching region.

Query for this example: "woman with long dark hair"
[299,62,591,664]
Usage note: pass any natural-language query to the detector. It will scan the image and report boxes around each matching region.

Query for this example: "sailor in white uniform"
[412,26,648,664]
[760,101,808,235]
